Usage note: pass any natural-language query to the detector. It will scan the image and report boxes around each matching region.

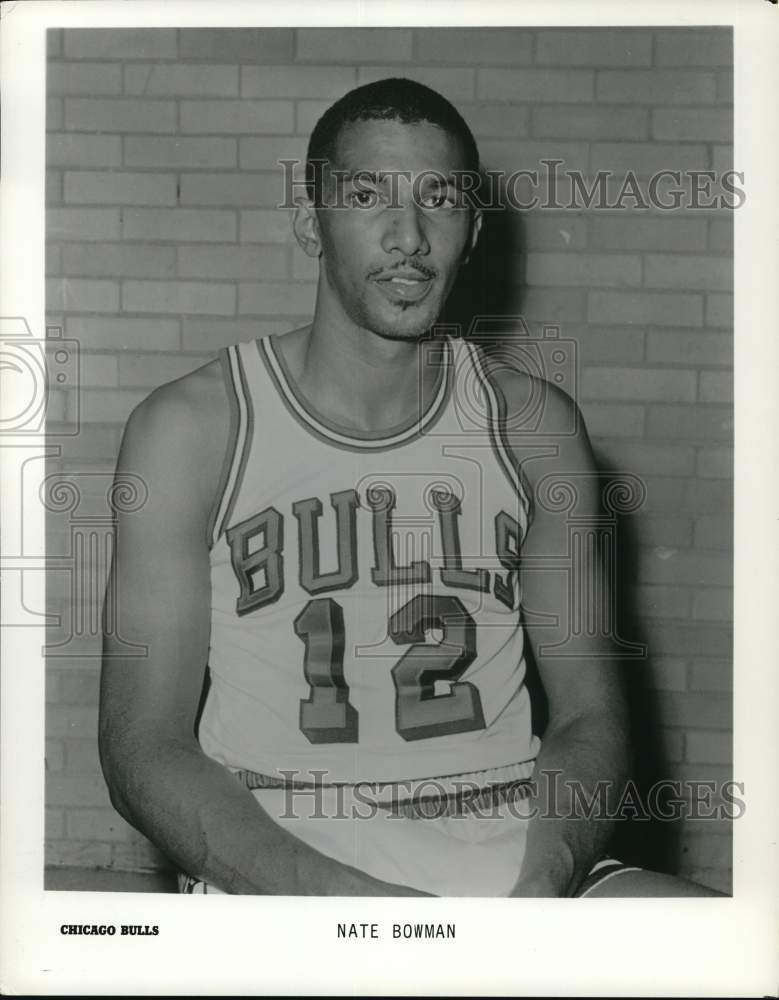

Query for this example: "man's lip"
[373,272,434,303]
[374,270,433,282]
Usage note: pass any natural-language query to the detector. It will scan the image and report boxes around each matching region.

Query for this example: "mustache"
[366,260,438,281]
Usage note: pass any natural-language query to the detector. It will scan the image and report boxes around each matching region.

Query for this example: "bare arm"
[505,378,630,897]
[99,369,430,896]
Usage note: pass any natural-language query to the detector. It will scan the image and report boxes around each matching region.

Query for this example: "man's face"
[311,118,481,341]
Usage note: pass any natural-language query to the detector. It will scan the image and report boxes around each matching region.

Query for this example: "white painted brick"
[689,659,731,692]
[716,71,733,103]
[48,133,122,168]
[581,402,644,438]
[48,29,62,57]
[652,109,732,143]
[48,774,109,807]
[47,208,120,242]
[47,704,97,739]
[686,730,732,764]
[64,171,176,206]
[122,280,236,316]
[478,68,594,103]
[597,440,695,475]
[590,142,708,175]
[182,318,285,352]
[655,28,732,67]
[646,331,731,367]
[76,388,149,424]
[46,740,65,771]
[238,136,308,173]
[588,291,703,327]
[124,136,237,169]
[644,254,732,292]
[122,208,237,243]
[46,840,112,867]
[712,146,734,175]
[78,352,119,387]
[112,839,173,872]
[66,740,103,773]
[178,28,294,62]
[66,807,135,842]
[296,29,412,62]
[240,209,295,244]
[581,366,695,403]
[521,214,587,250]
[63,28,177,59]
[654,692,730,729]
[526,252,641,288]
[60,668,100,704]
[119,353,212,388]
[357,66,475,103]
[180,100,293,135]
[46,808,65,840]
[532,106,649,141]
[46,245,61,274]
[478,138,589,174]
[243,65,356,99]
[458,102,531,140]
[124,63,238,97]
[639,548,730,587]
[291,253,319,282]
[62,243,176,279]
[295,100,332,136]
[239,281,316,317]
[572,326,645,363]
[708,219,733,253]
[179,172,281,208]
[65,98,176,133]
[596,70,717,105]
[416,28,533,65]
[705,294,732,328]
[692,588,732,622]
[698,372,732,405]
[47,170,63,205]
[535,29,652,67]
[177,245,287,281]
[47,278,119,313]
[48,62,122,96]
[66,316,179,352]
[647,403,733,441]
[519,287,587,323]
[588,216,707,252]
[632,585,691,620]
[47,98,63,131]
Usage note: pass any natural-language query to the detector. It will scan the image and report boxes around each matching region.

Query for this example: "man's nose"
[381,202,430,257]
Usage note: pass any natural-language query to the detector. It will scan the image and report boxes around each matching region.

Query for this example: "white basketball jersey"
[199,334,540,792]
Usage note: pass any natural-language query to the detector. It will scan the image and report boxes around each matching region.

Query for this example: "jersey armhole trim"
[465,341,534,531]
[206,345,253,549]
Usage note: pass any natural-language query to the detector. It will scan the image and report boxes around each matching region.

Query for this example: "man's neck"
[280,315,446,435]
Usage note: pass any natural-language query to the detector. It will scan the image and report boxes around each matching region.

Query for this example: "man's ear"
[464,209,483,265]
[293,198,322,258]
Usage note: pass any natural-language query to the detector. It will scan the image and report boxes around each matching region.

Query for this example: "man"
[99,78,720,897]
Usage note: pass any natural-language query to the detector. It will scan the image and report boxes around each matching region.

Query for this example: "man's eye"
[420,190,456,209]
[349,189,377,208]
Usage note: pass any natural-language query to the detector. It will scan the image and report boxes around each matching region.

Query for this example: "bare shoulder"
[117,357,230,526]
[473,343,596,501]
[480,349,583,440]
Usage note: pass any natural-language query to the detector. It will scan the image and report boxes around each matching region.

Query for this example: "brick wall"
[45,26,734,892]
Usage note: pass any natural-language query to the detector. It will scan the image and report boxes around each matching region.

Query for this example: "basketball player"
[99,79,721,897]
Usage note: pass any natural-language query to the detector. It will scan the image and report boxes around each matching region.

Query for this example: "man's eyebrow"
[335,170,389,185]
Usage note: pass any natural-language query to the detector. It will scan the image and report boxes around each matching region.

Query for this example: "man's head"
[293,78,482,342]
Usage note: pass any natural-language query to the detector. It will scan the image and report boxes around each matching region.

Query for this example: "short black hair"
[305,77,480,204]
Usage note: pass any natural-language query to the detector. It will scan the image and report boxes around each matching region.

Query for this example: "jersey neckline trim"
[257,335,454,451]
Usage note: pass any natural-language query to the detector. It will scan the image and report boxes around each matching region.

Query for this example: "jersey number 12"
[294,594,486,743]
